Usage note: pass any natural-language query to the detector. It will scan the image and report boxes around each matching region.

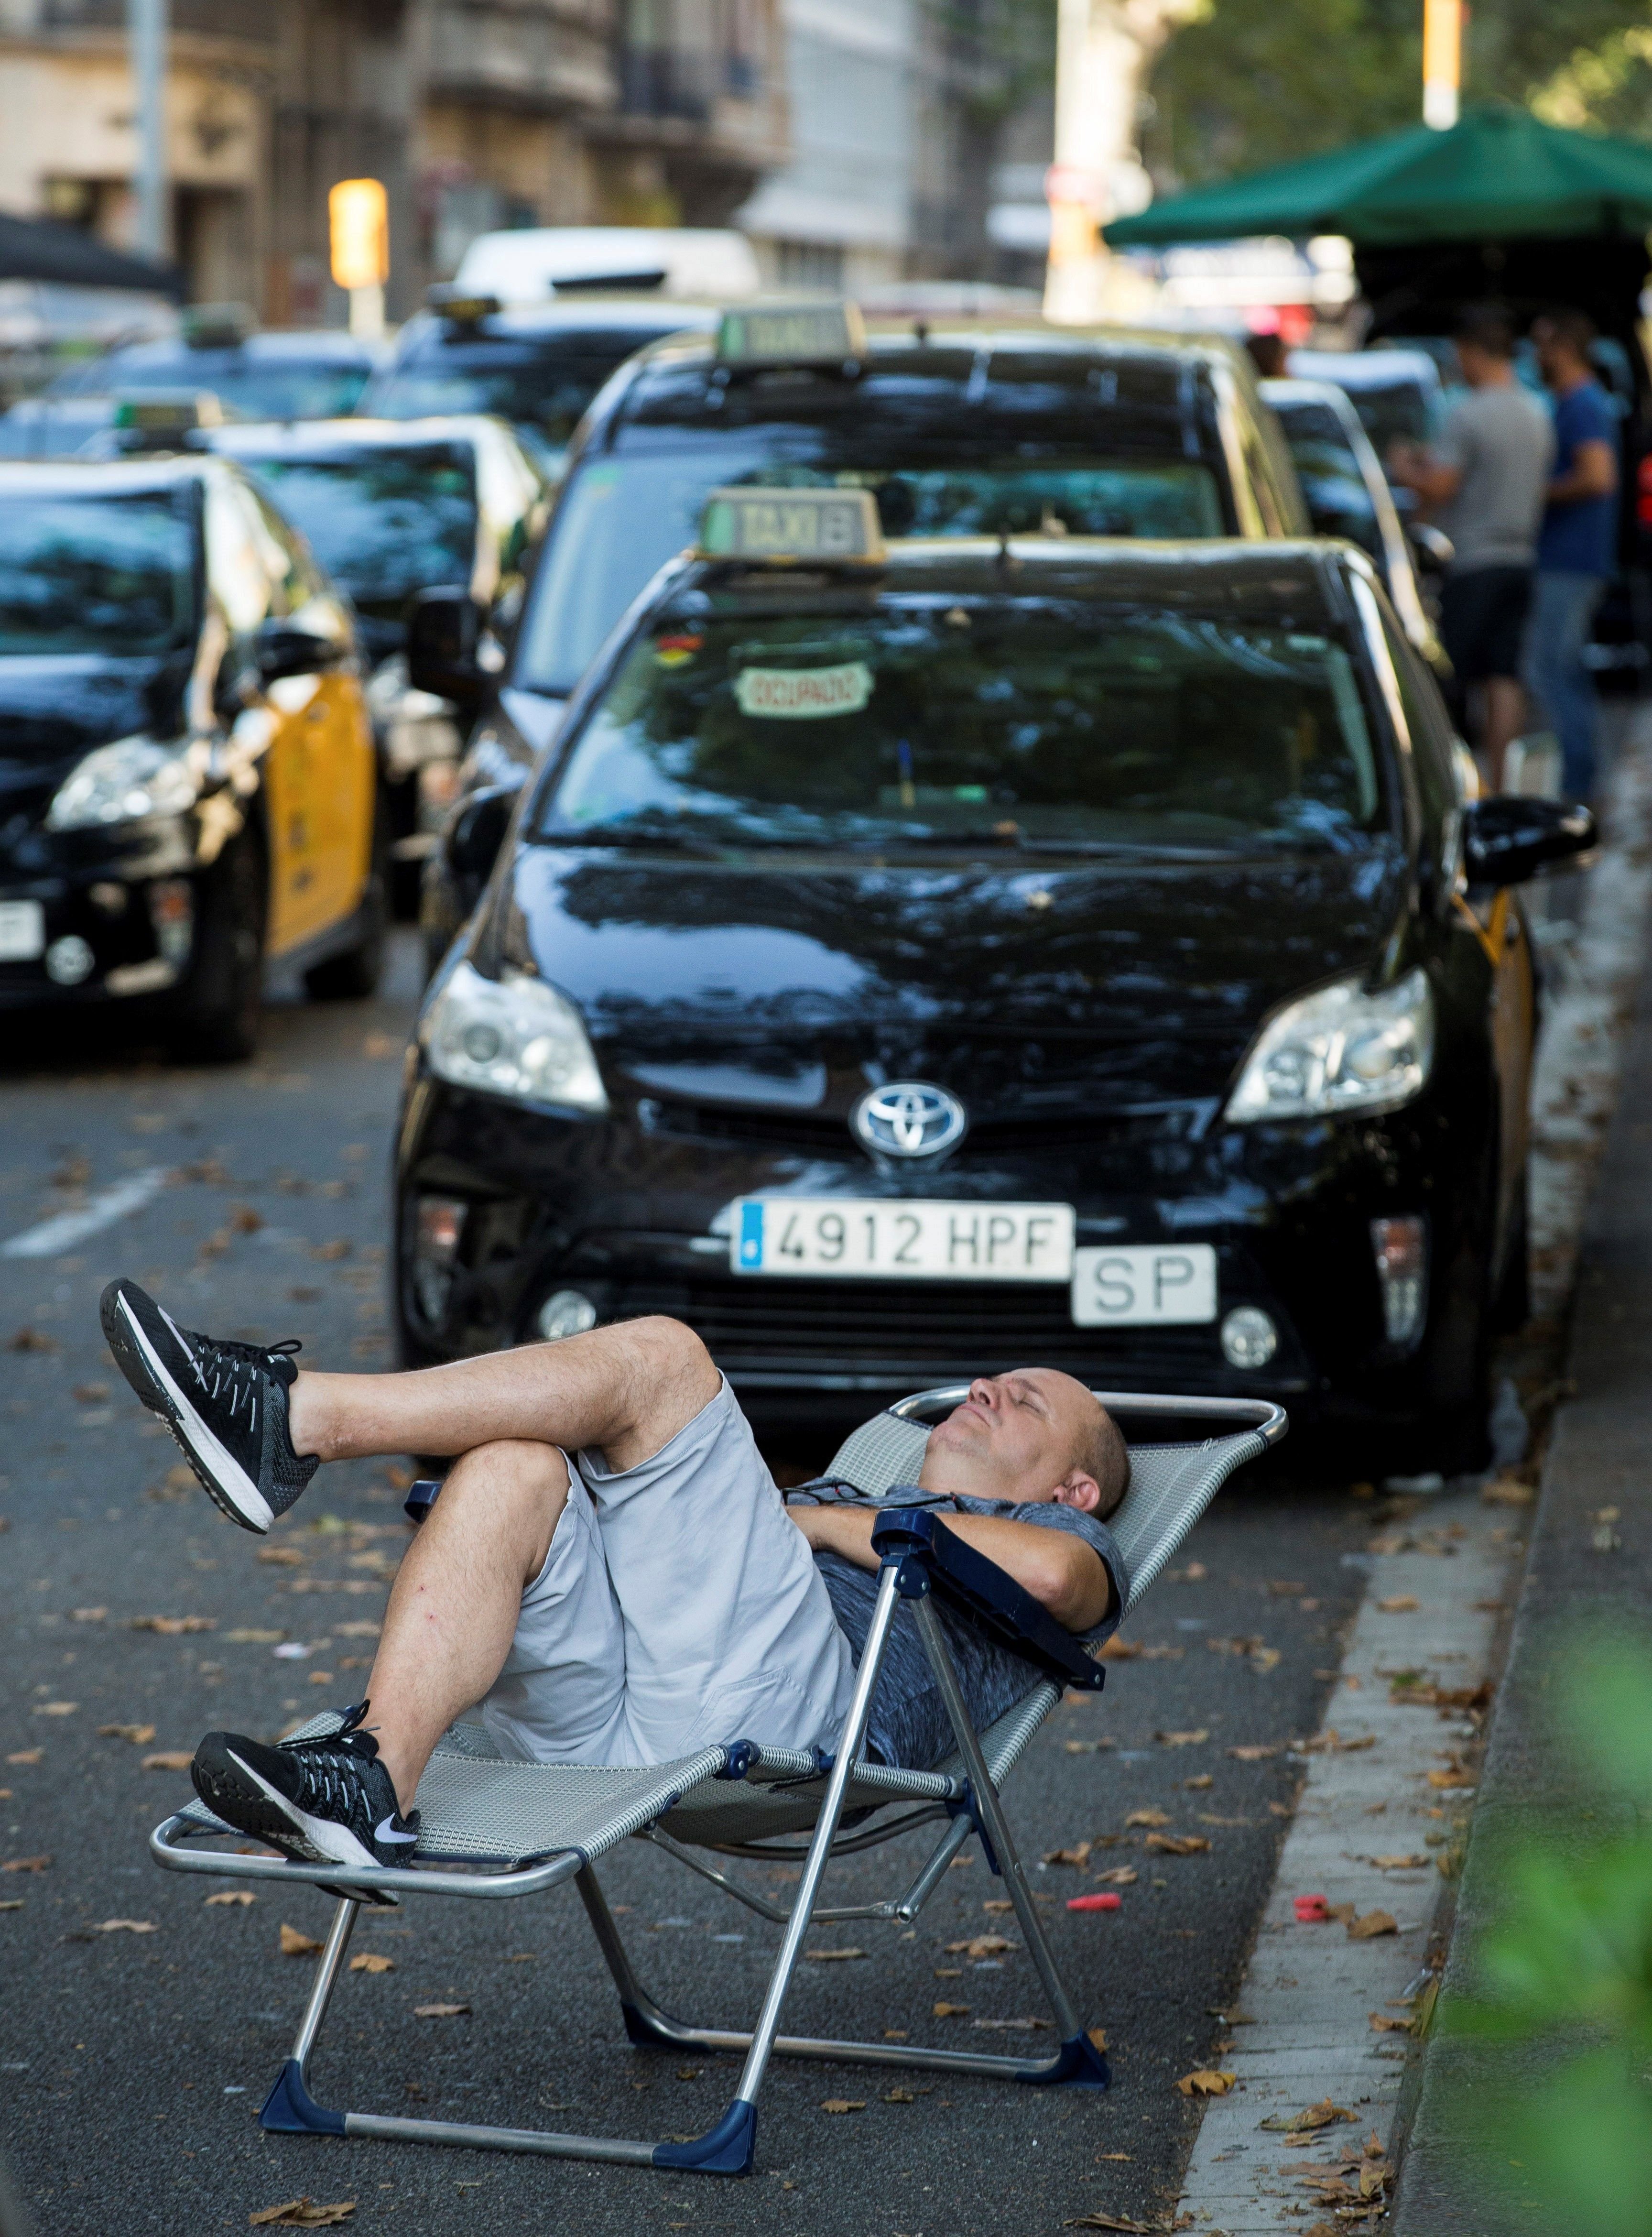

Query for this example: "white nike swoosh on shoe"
[224,1748,380,1872]
[375,1817,418,1845]
[116,1293,273,1533]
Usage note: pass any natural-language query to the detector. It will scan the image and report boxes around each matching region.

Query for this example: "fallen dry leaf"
[804,1947,866,1963]
[349,1953,394,1974]
[1087,2026,1109,2052]
[98,1724,157,1745]
[1125,1808,1171,1829]
[1368,1854,1429,1871]
[946,1934,1015,1959]
[1296,1729,1376,1754]
[1062,2214,1163,2234]
[1145,1832,1211,1856]
[280,1923,324,1958]
[224,1628,285,1644]
[2,1856,50,1874]
[130,1615,215,1635]
[1097,1637,1141,1660]
[94,1918,156,1933]
[73,1381,110,1404]
[8,1327,58,1352]
[1377,1595,1420,1614]
[1176,2069,1236,2096]
[1348,1910,1398,1940]
[1268,1580,1306,1596]
[206,1892,256,1907]
[0,1899,22,1912]
[311,1240,351,1263]
[932,2001,970,2018]
[1427,1768,1475,1790]
[1185,1773,1213,1791]
[1369,2012,1412,2033]
[883,2087,914,2103]
[5,1751,42,1766]
[141,1752,195,1772]
[1094,1866,1138,1887]
[970,2016,1051,2031]
[1043,1841,1093,1867]
[982,1899,1015,1913]
[1265,2097,1357,2134]
[820,2098,865,2114]
[249,2203,356,2229]
[1480,1476,1535,1508]
[70,1608,107,1624]
[34,1702,77,1717]
[1156,1729,1209,1747]
[258,1548,307,1568]
[413,2002,470,2018]
[1227,1745,1277,1761]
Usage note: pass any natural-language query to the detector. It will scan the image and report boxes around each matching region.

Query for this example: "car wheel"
[167,828,266,1064]
[1397,1222,1494,1476]
[304,797,389,1002]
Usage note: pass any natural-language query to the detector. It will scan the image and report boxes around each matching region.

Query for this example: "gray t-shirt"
[786,1482,1128,1770]
[1436,383,1554,573]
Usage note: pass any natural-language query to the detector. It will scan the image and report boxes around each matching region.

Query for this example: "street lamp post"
[130,0,168,263]
[1423,0,1461,130]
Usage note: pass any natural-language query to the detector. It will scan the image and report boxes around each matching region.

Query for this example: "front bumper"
[0,812,203,1011]
[392,1065,1489,1426]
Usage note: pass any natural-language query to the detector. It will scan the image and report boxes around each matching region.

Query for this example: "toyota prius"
[392,492,1591,1464]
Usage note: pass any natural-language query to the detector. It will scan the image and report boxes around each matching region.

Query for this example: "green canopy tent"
[1104,107,1652,369]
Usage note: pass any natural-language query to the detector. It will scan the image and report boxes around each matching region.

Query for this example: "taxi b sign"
[699,486,884,566]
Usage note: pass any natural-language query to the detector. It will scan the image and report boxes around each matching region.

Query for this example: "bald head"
[917,1369,1130,1518]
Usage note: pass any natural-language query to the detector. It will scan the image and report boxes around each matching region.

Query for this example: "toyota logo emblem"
[851,1081,968,1160]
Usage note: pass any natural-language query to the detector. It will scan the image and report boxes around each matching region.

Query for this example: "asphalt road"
[0,934,1380,2237]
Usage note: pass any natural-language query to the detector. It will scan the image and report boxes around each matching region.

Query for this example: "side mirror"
[1408,522,1455,574]
[445,782,518,888]
[254,618,338,683]
[1462,795,1596,886]
[406,587,488,709]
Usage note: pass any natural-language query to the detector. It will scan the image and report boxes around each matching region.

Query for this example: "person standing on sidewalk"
[1527,309,1621,803]
[1390,305,1553,792]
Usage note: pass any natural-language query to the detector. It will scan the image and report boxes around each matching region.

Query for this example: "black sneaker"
[191,1703,419,1872]
[100,1277,317,1534]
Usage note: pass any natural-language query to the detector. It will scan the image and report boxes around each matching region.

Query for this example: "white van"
[452,227,761,306]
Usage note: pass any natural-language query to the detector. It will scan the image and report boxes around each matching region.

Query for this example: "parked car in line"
[0,312,385,457]
[0,455,383,1058]
[416,303,1313,964]
[1285,347,1444,506]
[397,491,1592,1462]
[451,225,761,305]
[355,296,720,478]
[206,415,549,908]
[1261,374,1440,660]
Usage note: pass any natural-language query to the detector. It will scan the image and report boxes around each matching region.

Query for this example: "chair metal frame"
[149,1386,1286,2179]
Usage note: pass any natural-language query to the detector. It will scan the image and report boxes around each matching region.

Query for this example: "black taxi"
[393,491,1591,1463]
[0,455,382,1058]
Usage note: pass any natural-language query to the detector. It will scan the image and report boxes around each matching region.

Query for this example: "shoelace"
[282,1703,384,1820]
[185,1335,301,1418]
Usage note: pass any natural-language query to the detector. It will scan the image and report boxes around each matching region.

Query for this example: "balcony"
[35,0,274,40]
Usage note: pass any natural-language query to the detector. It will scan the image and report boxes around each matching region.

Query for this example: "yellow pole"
[1423,0,1460,130]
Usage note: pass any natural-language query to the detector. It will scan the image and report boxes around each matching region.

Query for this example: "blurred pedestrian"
[1245,331,1288,381]
[1527,309,1620,802]
[1390,306,1552,790]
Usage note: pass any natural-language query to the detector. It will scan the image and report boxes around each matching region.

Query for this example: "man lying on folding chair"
[101,1279,1130,1866]
[105,1274,1279,2176]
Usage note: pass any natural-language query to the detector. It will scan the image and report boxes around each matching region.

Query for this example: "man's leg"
[1482,676,1525,792]
[1527,571,1604,801]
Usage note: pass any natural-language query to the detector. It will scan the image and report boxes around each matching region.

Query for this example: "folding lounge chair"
[150,1386,1285,2178]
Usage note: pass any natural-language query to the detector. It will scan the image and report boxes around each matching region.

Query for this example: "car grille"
[614,1273,1224,1385]
[636,1097,1214,1157]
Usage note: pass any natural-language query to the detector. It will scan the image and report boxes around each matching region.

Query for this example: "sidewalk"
[1389,789,1652,2231]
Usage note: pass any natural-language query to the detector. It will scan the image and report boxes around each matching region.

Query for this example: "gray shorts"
[479,1377,859,1768]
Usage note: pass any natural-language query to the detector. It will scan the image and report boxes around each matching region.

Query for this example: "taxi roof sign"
[426,283,501,325]
[111,390,225,442]
[716,299,865,368]
[698,486,884,567]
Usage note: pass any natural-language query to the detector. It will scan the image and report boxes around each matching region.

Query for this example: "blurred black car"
[0,457,382,1058]
[393,501,1591,1462]
[419,309,1311,965]
[207,415,548,907]
[0,314,385,457]
[355,295,719,478]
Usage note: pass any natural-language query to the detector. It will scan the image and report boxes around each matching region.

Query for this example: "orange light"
[328,178,389,292]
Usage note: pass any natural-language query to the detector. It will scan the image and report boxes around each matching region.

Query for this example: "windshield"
[536,600,1385,858]
[358,333,653,448]
[1337,378,1433,456]
[516,446,1227,697]
[0,490,196,655]
[53,352,372,421]
[228,445,477,611]
[1273,404,1384,564]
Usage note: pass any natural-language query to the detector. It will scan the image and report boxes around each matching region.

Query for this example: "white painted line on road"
[1,1168,170,1259]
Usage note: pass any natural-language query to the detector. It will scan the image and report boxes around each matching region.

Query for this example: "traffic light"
[328,178,389,292]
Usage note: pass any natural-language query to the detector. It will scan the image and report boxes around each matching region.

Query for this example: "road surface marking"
[2,1168,170,1259]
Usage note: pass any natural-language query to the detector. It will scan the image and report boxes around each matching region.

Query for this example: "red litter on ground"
[1294,1893,1330,1923]
[1067,1893,1123,1912]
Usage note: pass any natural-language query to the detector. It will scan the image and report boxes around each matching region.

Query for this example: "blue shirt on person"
[1539,378,1619,576]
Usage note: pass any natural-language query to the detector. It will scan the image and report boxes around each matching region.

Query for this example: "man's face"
[1456,340,1493,388]
[921,1369,1102,1507]
[1533,323,1578,388]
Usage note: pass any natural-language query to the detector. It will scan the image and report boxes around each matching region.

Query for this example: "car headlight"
[45,735,199,831]
[422,958,608,1113]
[1225,968,1435,1123]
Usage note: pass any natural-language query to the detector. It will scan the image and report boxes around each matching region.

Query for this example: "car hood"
[0,654,189,808]
[496,845,1410,1113]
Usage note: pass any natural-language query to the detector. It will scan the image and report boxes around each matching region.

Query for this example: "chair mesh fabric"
[826,1411,1267,1613]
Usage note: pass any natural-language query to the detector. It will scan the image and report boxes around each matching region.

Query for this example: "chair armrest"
[870,1502,1106,1693]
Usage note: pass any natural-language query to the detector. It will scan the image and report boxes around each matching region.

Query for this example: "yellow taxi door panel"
[300,670,377,932]
[263,675,329,954]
